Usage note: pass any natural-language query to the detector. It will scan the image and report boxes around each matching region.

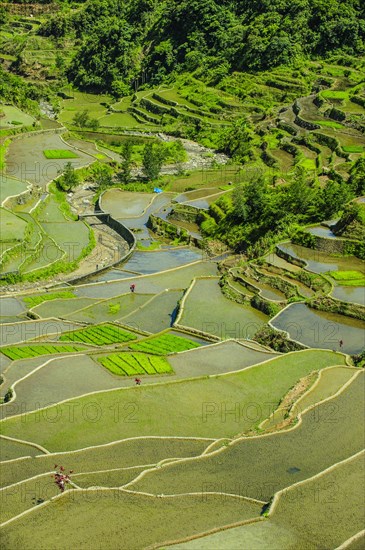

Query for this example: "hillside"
[1,0,364,94]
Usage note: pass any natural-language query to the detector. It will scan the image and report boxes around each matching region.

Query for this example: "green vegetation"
[56,161,80,192]
[130,373,364,500]
[321,90,349,100]
[43,149,79,159]
[343,145,364,153]
[329,271,365,286]
[0,350,346,450]
[0,208,28,242]
[315,120,344,129]
[0,438,209,489]
[129,333,201,355]
[36,1,365,93]
[23,290,76,308]
[197,167,354,255]
[0,491,260,550]
[0,4,364,548]
[175,452,365,550]
[98,351,173,376]
[0,344,86,360]
[59,323,137,345]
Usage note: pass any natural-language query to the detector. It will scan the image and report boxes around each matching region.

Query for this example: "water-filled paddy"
[0,175,28,203]
[169,341,277,377]
[0,319,82,345]
[6,132,94,187]
[0,297,26,316]
[172,451,365,550]
[0,491,259,550]
[65,293,152,323]
[235,275,286,301]
[101,189,155,218]
[74,261,217,300]
[179,278,268,339]
[264,252,301,272]
[121,290,183,333]
[0,354,131,418]
[41,220,90,262]
[0,105,35,128]
[82,269,137,283]
[331,285,365,306]
[271,302,365,354]
[307,225,337,238]
[102,190,173,240]
[120,247,203,274]
[32,297,98,318]
[131,373,364,500]
[0,350,344,450]
[0,438,42,461]
[22,235,64,273]
[277,243,365,274]
[0,438,209,492]
[0,208,28,242]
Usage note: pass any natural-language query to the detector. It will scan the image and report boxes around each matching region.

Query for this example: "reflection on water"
[277,243,365,274]
[121,248,204,274]
[331,286,365,306]
[83,269,137,283]
[271,303,365,354]
[307,226,337,239]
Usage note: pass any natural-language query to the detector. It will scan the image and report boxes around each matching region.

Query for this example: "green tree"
[0,6,9,25]
[348,156,365,195]
[4,387,13,403]
[142,143,166,180]
[117,140,135,184]
[318,179,353,219]
[57,162,79,192]
[89,118,100,131]
[218,118,254,163]
[90,163,113,190]
[72,110,90,128]
[284,168,319,218]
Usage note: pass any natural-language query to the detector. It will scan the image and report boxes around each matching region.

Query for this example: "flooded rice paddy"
[271,303,365,354]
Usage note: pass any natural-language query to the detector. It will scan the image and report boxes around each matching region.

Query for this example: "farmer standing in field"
[130,284,136,293]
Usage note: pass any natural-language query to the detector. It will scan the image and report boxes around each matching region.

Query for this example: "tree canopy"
[37,0,365,92]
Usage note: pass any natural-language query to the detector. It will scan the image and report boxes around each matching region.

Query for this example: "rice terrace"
[0,0,364,548]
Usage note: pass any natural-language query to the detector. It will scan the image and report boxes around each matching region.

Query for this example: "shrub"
[4,387,13,403]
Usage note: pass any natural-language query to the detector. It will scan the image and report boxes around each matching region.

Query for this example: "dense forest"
[29,0,365,92]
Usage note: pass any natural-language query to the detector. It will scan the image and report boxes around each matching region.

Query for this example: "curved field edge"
[0,435,47,461]
[165,451,365,550]
[0,437,213,489]
[126,372,364,500]
[259,365,358,431]
[0,491,262,549]
[0,350,348,450]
